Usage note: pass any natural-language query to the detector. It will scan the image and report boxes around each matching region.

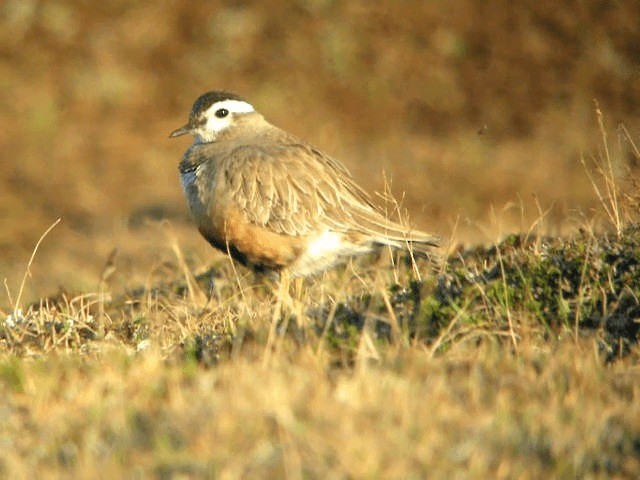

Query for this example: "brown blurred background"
[1,0,638,303]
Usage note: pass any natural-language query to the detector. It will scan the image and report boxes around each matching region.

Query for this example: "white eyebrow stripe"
[205,99,255,115]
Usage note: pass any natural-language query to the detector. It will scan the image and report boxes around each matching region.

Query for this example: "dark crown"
[190,91,247,118]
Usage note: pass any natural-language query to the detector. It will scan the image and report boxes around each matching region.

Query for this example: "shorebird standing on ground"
[170,90,438,280]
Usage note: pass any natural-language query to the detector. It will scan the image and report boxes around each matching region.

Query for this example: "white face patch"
[192,99,255,143]
[201,99,255,135]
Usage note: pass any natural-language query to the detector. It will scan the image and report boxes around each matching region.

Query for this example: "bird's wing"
[219,142,343,235]
[220,141,438,247]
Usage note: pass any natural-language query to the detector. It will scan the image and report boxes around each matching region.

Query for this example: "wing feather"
[216,136,438,248]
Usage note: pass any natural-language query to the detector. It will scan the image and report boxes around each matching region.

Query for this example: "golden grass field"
[1,1,640,478]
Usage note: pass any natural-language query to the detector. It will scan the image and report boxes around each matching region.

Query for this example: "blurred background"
[1,0,638,303]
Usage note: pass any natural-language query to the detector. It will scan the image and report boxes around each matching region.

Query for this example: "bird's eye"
[215,108,229,118]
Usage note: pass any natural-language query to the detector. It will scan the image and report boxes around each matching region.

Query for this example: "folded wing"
[220,141,439,252]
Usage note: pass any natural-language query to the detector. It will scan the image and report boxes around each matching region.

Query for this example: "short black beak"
[169,123,192,138]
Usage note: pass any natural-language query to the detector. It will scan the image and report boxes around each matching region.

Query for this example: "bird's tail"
[373,231,439,257]
[334,192,440,257]
[350,210,439,257]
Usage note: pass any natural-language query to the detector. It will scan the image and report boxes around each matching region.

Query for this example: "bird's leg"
[263,269,291,366]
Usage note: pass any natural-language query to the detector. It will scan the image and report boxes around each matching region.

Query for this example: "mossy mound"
[394,226,639,360]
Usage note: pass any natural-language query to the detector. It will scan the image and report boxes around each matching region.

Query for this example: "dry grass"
[2,0,639,302]
[1,210,639,477]
[1,336,639,478]
[1,1,640,477]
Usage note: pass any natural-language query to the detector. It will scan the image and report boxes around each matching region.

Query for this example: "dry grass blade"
[573,234,594,341]
[263,271,290,368]
[496,247,519,352]
[427,301,467,358]
[97,248,118,337]
[618,123,640,222]
[380,287,402,344]
[619,124,640,159]
[163,221,208,307]
[580,102,625,235]
[595,104,621,231]
[315,272,352,356]
[11,218,61,314]
[524,194,553,251]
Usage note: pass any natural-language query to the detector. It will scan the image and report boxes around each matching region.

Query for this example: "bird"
[170,90,438,279]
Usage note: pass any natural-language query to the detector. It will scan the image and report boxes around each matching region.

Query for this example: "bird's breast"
[180,165,215,221]
[180,169,199,207]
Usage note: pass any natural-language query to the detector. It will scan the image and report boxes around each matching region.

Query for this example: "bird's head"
[170,91,257,143]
